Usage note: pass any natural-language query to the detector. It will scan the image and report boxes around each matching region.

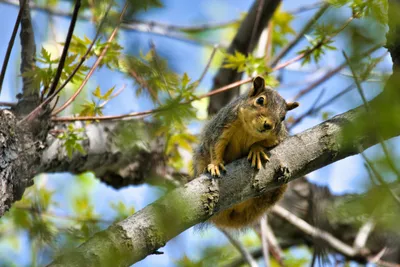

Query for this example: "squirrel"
[192,76,299,229]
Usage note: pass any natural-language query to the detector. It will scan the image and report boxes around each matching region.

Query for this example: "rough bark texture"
[0,1,50,217]
[15,0,39,116]
[208,0,282,115]
[47,99,400,266]
[40,120,179,188]
[0,110,43,216]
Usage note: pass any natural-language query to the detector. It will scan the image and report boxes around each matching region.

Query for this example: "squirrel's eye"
[256,97,264,105]
[280,115,286,121]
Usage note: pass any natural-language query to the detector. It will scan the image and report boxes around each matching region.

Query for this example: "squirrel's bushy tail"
[210,185,288,229]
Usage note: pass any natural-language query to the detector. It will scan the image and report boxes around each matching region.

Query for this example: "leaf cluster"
[153,73,199,171]
[223,51,279,87]
[79,85,115,117]
[57,124,87,158]
[120,50,180,103]
[271,8,296,54]
[297,24,337,65]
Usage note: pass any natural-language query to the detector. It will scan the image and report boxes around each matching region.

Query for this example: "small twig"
[293,62,346,101]
[289,50,387,129]
[197,44,219,85]
[262,223,285,266]
[0,101,17,107]
[292,43,381,102]
[51,77,253,122]
[353,219,375,251]
[270,2,330,67]
[148,41,172,98]
[52,2,128,116]
[272,205,361,257]
[99,84,126,108]
[260,216,270,267]
[369,251,400,267]
[366,248,400,267]
[18,1,113,124]
[47,1,114,100]
[123,18,238,33]
[15,205,113,224]
[272,53,304,72]
[46,0,81,97]
[49,95,60,114]
[343,51,400,182]
[129,69,160,104]
[220,228,259,267]
[0,0,27,95]
[360,151,400,205]
[309,87,326,113]
[368,248,386,264]
[289,2,324,15]
[289,83,353,129]
[252,224,285,266]
[272,15,355,72]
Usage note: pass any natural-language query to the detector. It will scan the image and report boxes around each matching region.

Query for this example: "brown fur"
[192,76,299,229]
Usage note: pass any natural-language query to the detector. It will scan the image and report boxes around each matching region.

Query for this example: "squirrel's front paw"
[207,162,226,177]
[247,144,269,170]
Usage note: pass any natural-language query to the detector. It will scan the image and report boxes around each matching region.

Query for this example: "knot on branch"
[201,178,219,215]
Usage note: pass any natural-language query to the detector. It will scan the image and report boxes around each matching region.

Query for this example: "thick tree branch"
[15,0,38,116]
[40,120,178,188]
[48,94,400,266]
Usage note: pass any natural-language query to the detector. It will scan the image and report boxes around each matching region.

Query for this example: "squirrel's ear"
[249,76,265,97]
[286,102,299,111]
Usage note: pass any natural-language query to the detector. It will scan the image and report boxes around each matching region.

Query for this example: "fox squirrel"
[192,76,299,229]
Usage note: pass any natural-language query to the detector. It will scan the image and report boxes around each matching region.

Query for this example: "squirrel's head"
[238,76,299,139]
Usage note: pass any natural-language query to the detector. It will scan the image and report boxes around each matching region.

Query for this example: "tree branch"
[40,120,176,188]
[15,0,38,116]
[220,228,259,267]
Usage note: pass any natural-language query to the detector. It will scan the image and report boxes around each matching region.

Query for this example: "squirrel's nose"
[263,122,273,130]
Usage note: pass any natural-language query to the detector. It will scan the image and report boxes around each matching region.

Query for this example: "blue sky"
[0,0,398,266]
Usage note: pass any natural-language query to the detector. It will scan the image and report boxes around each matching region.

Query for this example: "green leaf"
[119,50,180,103]
[11,208,32,229]
[223,51,272,76]
[57,124,87,158]
[92,86,102,99]
[40,47,52,63]
[103,86,115,100]
[181,72,190,88]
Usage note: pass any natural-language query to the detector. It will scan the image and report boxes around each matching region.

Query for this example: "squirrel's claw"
[219,163,226,171]
[207,162,225,177]
[248,145,269,170]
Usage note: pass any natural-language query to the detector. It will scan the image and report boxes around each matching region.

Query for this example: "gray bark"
[40,120,179,188]
[0,110,42,216]
[0,0,49,217]
[15,0,39,116]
